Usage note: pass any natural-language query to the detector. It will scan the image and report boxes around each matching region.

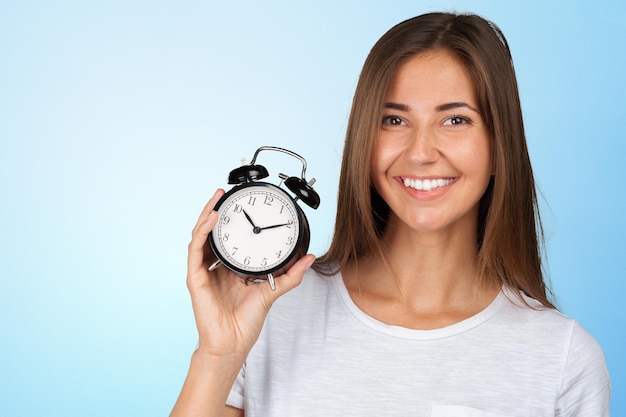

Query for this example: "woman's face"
[371,50,492,237]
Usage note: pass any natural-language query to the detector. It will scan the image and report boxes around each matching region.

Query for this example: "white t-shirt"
[227,268,610,416]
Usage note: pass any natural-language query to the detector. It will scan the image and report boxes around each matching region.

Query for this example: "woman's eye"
[382,115,405,126]
[443,116,470,126]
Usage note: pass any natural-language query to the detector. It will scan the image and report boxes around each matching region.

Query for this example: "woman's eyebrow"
[436,102,479,113]
[384,102,410,111]
[384,101,479,113]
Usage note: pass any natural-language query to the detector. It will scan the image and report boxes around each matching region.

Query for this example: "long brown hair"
[316,12,554,308]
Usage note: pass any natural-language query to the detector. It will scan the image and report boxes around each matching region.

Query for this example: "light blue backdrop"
[1,0,624,415]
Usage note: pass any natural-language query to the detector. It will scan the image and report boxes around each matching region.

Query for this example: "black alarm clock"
[207,146,320,290]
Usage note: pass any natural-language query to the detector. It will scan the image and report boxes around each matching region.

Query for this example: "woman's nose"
[405,126,440,165]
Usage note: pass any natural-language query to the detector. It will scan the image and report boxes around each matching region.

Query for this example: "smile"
[402,177,455,191]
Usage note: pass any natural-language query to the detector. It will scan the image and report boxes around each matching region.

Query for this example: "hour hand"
[242,209,257,228]
[242,210,262,234]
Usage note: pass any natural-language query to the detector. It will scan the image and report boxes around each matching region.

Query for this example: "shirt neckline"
[330,270,508,341]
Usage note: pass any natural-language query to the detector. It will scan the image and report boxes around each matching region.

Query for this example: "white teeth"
[402,177,454,191]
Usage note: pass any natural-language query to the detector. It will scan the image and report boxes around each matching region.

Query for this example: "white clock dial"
[213,184,301,274]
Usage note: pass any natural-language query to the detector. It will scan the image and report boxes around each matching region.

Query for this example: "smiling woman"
[322,14,552,310]
[372,51,493,240]
[170,12,610,417]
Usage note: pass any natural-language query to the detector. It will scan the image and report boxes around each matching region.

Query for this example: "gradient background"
[1,0,624,415]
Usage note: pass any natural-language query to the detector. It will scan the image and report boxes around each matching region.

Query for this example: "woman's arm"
[170,349,244,417]
[170,189,314,417]
[556,322,611,416]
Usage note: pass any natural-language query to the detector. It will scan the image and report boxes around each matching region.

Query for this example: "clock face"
[210,183,303,276]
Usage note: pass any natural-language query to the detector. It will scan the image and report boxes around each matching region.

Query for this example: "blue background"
[1,0,624,415]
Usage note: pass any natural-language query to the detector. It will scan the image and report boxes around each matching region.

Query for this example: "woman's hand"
[186,189,315,362]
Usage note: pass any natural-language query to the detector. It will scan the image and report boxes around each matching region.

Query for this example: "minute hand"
[259,222,293,231]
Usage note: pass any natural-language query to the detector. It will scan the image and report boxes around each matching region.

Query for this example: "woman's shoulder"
[508,290,613,412]
[500,286,608,367]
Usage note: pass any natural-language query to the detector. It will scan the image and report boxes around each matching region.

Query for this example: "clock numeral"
[231,247,238,256]
[244,256,251,265]
[222,215,230,225]
[286,236,294,246]
[279,205,285,214]
[275,250,282,259]
[285,220,294,228]
[233,204,243,213]
[264,196,274,206]
[261,258,268,267]
[223,233,230,242]
[247,196,257,206]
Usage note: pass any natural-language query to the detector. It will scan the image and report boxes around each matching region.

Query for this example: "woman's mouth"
[402,177,455,191]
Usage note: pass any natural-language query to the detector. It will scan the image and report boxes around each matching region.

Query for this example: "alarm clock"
[207,146,320,290]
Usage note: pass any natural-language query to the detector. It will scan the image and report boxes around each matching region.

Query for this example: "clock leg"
[207,260,222,271]
[267,273,276,291]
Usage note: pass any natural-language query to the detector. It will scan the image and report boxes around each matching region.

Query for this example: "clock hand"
[259,222,292,231]
[242,209,262,234]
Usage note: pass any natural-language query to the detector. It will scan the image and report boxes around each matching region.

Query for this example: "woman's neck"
[342,218,500,330]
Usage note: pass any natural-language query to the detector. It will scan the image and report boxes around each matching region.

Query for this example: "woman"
[171,12,610,416]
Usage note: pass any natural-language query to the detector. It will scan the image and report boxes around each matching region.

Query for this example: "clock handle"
[248,146,320,209]
[249,146,310,181]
